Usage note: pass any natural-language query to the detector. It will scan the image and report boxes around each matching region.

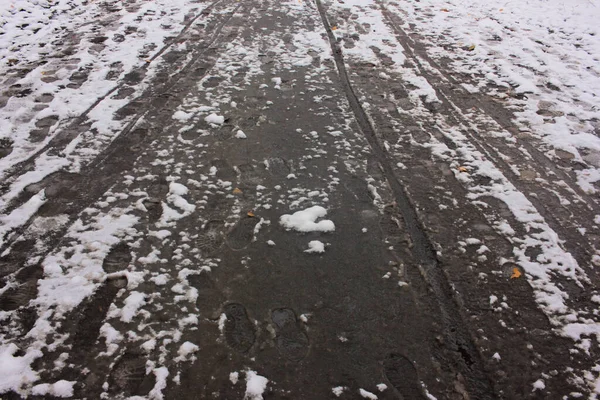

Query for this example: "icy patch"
[280,206,335,232]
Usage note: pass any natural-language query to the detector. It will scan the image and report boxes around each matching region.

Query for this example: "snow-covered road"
[1,0,600,398]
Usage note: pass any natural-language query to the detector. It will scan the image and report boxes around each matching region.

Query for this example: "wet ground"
[1,0,600,399]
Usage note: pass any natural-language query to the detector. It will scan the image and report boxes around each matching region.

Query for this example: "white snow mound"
[279,206,335,233]
[245,370,268,400]
[305,240,325,253]
[205,113,225,125]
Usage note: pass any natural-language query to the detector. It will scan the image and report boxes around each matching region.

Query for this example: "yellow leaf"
[233,188,242,194]
[458,166,468,173]
[510,268,522,279]
[332,26,338,30]
[468,44,476,51]
[247,211,255,217]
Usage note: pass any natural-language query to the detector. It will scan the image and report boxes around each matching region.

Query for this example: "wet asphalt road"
[1,0,599,399]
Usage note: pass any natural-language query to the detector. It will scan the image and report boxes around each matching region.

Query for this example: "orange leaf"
[247,211,255,217]
[441,8,449,12]
[510,268,522,279]
[332,26,338,30]
[458,166,468,173]
[233,188,242,194]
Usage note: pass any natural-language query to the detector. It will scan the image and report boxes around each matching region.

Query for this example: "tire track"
[375,2,600,290]
[0,0,225,184]
[313,0,496,398]
[378,4,599,240]
[0,1,247,275]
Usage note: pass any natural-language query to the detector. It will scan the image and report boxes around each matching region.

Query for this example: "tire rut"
[376,2,600,279]
[0,0,229,185]
[0,1,248,276]
[314,0,496,398]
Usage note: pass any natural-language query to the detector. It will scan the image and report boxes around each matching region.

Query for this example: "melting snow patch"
[279,206,335,232]
[175,341,199,362]
[148,367,169,400]
[236,130,247,139]
[332,386,346,397]
[169,182,188,196]
[31,380,74,398]
[532,379,545,391]
[244,370,268,400]
[230,371,239,385]
[205,113,225,125]
[120,291,146,322]
[305,240,325,253]
[0,343,41,394]
[359,388,378,399]
[172,111,193,122]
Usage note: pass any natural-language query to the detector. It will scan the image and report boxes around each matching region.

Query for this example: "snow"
[376,384,388,392]
[236,130,247,139]
[0,190,46,248]
[332,386,346,396]
[31,380,74,398]
[0,344,41,394]
[175,341,199,362]
[172,111,193,122]
[204,113,225,125]
[304,240,325,254]
[148,367,169,400]
[244,370,268,400]
[359,388,378,399]
[279,206,335,233]
[169,182,189,196]
[533,379,546,391]
[120,291,146,323]
[230,372,239,385]
[218,313,228,333]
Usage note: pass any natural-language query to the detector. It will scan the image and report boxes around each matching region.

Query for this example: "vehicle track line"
[313,0,496,398]
[0,1,246,268]
[1,0,226,183]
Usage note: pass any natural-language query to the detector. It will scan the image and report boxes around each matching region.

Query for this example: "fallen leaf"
[247,211,255,217]
[233,188,242,194]
[332,26,338,30]
[458,166,468,172]
[467,44,476,51]
[510,268,522,279]
[441,8,449,12]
